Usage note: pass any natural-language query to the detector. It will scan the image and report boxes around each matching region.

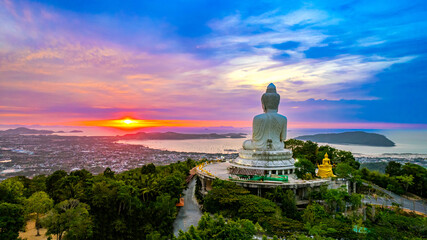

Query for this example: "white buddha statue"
[243,83,287,151]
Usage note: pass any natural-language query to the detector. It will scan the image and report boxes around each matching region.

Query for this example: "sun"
[123,119,133,125]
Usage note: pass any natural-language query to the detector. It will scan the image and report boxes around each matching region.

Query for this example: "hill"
[295,131,395,147]
[0,127,55,135]
[118,131,246,140]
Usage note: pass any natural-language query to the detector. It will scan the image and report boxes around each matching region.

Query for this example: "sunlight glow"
[75,118,251,130]
[123,119,133,125]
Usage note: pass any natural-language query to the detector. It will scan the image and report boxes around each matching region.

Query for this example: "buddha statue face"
[261,83,280,113]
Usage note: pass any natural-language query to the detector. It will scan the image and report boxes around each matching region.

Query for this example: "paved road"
[173,178,203,236]
[361,182,427,214]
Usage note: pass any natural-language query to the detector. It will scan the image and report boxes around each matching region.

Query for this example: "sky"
[1,0,427,131]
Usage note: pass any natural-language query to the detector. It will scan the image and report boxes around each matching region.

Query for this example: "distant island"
[295,131,395,147]
[119,132,247,140]
[0,127,55,135]
[70,130,83,133]
[0,127,85,135]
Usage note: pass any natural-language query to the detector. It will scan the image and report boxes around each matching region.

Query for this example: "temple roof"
[228,167,265,176]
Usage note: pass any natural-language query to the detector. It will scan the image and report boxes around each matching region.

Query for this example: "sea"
[117,129,427,155]
[115,129,427,169]
[1,126,426,167]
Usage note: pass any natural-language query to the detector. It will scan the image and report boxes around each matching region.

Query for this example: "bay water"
[118,129,427,155]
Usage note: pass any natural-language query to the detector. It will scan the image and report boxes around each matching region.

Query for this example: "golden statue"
[317,153,336,178]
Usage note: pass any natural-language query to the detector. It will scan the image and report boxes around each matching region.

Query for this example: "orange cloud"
[73,117,251,130]
[69,118,427,131]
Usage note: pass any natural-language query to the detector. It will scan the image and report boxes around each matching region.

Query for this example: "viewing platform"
[196,161,348,201]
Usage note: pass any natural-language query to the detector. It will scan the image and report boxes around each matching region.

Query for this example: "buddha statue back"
[230,83,295,171]
[243,83,287,151]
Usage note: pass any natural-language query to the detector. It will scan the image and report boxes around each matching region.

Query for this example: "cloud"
[0,0,426,127]
[201,8,417,100]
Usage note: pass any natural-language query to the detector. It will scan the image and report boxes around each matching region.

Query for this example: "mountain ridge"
[118,131,247,140]
[295,131,395,147]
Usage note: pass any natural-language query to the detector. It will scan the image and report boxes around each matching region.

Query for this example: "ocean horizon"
[1,126,426,155]
[117,128,427,156]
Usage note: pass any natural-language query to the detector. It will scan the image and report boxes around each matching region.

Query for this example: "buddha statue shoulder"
[243,83,287,151]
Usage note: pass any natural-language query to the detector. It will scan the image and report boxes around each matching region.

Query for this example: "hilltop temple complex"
[196,83,348,203]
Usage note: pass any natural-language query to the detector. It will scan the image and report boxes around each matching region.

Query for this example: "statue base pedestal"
[229,149,296,175]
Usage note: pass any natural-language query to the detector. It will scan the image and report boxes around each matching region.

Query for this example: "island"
[118,132,246,140]
[70,130,84,133]
[0,127,55,136]
[295,131,395,147]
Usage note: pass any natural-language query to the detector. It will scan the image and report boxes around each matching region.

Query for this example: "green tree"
[299,141,318,163]
[294,158,315,179]
[26,191,54,236]
[103,167,115,179]
[304,222,337,240]
[335,162,355,179]
[45,170,68,203]
[178,213,258,240]
[0,177,25,203]
[237,195,278,222]
[385,161,402,176]
[335,162,361,193]
[158,172,186,200]
[367,207,427,239]
[141,163,156,175]
[146,231,168,240]
[324,187,349,214]
[401,163,427,197]
[284,139,305,152]
[286,139,318,163]
[0,203,25,240]
[149,193,177,236]
[317,146,336,164]
[265,187,285,204]
[266,187,299,219]
[203,179,249,217]
[395,174,414,192]
[281,189,299,220]
[28,175,47,195]
[334,150,359,169]
[302,202,328,225]
[266,188,298,220]
[56,175,85,202]
[258,216,303,238]
[43,199,92,240]
[348,193,362,210]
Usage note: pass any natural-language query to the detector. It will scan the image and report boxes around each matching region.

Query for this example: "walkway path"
[361,182,427,214]
[172,178,203,236]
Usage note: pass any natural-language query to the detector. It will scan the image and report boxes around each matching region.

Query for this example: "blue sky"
[0,0,426,129]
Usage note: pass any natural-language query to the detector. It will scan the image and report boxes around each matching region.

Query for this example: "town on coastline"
[1,130,426,182]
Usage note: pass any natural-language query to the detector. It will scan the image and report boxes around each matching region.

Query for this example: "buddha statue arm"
[243,115,266,150]
[280,117,287,142]
[252,116,264,142]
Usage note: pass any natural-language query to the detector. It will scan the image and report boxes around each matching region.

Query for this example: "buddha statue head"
[261,83,280,113]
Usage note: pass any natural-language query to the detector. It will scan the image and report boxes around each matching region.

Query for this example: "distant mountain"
[119,132,246,140]
[0,127,55,135]
[70,130,83,133]
[295,131,395,147]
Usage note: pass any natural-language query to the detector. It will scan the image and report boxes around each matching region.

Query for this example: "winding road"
[361,182,427,214]
[173,178,203,236]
